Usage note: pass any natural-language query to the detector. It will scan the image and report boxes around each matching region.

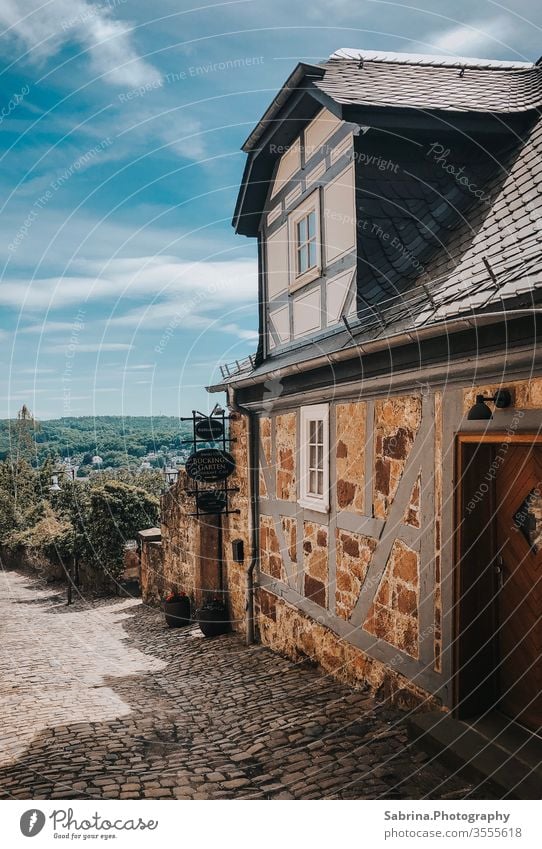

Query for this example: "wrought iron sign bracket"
[181,409,238,517]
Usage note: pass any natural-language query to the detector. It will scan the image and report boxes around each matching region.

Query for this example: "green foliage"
[0,414,190,466]
[0,458,39,535]
[0,406,169,590]
[6,503,71,561]
[84,482,159,580]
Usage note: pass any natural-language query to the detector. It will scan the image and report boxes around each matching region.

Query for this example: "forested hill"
[0,415,192,469]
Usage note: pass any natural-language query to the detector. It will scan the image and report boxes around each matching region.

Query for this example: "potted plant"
[163,591,191,628]
[196,597,230,637]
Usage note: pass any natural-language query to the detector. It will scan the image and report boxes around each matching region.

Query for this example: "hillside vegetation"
[0,415,192,469]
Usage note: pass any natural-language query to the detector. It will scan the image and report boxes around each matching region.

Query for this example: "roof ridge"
[329,47,535,70]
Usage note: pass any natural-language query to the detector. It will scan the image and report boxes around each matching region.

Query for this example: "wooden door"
[495,445,542,732]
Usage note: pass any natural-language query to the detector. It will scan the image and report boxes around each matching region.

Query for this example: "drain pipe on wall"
[228,386,259,645]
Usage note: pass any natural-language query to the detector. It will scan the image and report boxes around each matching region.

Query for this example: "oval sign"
[197,489,227,514]
[185,448,235,483]
[195,417,224,440]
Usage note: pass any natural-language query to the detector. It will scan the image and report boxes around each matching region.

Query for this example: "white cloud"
[18,367,55,373]
[20,321,82,334]
[45,342,133,352]
[0,258,257,312]
[0,0,159,87]
[420,17,510,56]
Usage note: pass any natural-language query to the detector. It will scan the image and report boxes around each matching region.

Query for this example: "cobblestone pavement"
[0,569,490,800]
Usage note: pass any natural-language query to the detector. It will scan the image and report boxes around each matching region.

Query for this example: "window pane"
[317,470,324,495]
[317,445,324,471]
[307,210,316,239]
[309,420,316,444]
[298,244,308,274]
[307,239,317,269]
[317,420,324,445]
[309,470,317,493]
[297,217,307,244]
[309,444,316,469]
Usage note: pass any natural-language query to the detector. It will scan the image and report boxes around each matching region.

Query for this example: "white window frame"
[288,190,321,293]
[299,404,329,513]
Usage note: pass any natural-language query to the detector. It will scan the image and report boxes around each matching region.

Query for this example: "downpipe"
[228,386,259,645]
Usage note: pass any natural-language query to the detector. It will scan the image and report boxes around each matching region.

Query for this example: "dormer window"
[296,210,317,275]
[288,190,321,292]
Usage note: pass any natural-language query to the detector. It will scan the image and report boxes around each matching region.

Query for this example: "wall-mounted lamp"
[467,389,512,420]
[164,467,179,486]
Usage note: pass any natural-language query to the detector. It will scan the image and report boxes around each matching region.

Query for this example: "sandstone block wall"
[335,401,366,512]
[141,414,251,632]
[140,541,164,605]
[256,589,439,712]
[335,529,376,621]
[364,539,420,659]
[373,396,422,520]
[252,391,430,706]
[145,376,542,710]
[303,521,328,607]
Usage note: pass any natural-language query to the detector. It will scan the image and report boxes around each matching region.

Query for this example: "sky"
[0,0,541,419]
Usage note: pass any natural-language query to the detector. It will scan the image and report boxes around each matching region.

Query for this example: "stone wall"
[160,469,202,605]
[142,375,542,710]
[140,541,163,605]
[303,521,328,607]
[220,413,250,631]
[364,540,420,659]
[335,401,366,512]
[463,377,542,412]
[140,414,251,633]
[256,589,439,711]
[275,412,296,500]
[373,395,422,519]
[335,530,376,621]
[254,391,430,708]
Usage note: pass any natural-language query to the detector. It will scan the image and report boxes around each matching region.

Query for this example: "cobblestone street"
[0,569,487,800]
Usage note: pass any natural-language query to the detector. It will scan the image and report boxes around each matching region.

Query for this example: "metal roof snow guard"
[329,48,534,69]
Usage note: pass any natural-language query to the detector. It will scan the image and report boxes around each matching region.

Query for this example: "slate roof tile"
[314,55,542,113]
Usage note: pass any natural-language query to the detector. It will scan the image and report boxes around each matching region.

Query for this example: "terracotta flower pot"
[163,596,191,628]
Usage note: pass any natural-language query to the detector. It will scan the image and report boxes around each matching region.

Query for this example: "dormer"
[262,106,358,351]
[233,50,537,364]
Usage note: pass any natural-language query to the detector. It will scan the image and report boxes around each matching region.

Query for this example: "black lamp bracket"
[479,389,512,409]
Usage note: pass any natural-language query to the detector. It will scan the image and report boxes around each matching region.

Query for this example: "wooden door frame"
[453,432,542,717]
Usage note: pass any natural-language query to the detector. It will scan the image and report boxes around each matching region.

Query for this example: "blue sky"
[1,0,541,419]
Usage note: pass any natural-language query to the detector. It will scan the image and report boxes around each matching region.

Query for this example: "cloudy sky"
[1,0,541,418]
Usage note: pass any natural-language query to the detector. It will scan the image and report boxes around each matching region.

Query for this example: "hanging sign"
[185,448,235,483]
[195,417,224,440]
[196,489,227,514]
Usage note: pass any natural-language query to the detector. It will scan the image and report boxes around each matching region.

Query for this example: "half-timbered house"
[142,48,542,733]
[205,48,542,728]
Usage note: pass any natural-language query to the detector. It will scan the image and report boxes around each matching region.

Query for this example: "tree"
[10,405,40,510]
[14,405,38,464]
[0,457,38,542]
[84,481,159,581]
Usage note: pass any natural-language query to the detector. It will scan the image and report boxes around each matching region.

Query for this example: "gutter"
[227,385,259,645]
[208,309,542,393]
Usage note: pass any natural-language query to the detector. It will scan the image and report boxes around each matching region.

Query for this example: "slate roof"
[241,50,542,153]
[316,51,542,114]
